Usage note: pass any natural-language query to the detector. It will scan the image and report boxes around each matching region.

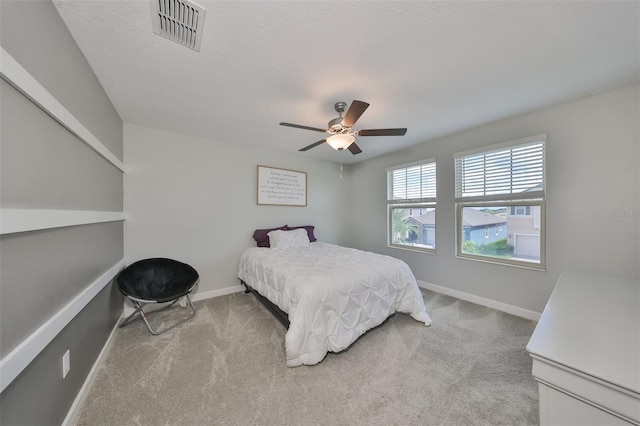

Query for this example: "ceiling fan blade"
[280,122,327,133]
[348,142,362,155]
[357,128,407,137]
[299,139,327,152]
[341,100,369,127]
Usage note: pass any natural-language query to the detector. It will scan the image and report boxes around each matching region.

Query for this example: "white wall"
[346,84,640,313]
[124,123,350,297]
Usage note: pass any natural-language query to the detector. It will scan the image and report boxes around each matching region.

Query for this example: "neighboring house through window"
[454,134,546,270]
[387,158,437,253]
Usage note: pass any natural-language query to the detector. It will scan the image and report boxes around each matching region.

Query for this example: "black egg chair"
[116,258,199,335]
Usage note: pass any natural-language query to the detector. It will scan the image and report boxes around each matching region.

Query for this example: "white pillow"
[267,228,310,249]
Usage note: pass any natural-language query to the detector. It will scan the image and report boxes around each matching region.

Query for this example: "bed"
[238,225,432,367]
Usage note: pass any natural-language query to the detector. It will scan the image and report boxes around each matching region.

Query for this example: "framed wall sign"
[257,165,307,206]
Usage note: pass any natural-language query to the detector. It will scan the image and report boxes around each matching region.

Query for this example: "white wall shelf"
[0,208,125,235]
[0,47,124,172]
[0,259,124,392]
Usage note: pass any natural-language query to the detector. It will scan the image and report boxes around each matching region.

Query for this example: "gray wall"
[0,1,124,424]
[345,84,639,314]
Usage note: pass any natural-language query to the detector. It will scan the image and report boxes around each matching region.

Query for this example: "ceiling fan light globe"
[327,134,355,151]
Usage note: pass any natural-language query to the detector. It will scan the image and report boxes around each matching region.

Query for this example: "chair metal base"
[120,295,196,335]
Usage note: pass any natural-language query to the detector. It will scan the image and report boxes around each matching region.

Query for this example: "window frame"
[386,158,437,254]
[454,134,546,270]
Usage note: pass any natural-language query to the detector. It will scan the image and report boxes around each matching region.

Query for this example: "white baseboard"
[62,313,121,426]
[192,284,245,302]
[417,280,541,321]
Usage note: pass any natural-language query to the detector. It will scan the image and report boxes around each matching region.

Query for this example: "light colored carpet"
[74,289,539,425]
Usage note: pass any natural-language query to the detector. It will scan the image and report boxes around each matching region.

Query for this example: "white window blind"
[455,136,545,201]
[387,159,436,203]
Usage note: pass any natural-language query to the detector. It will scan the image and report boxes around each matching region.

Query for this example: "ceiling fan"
[279,100,407,155]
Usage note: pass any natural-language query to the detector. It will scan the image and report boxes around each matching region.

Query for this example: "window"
[387,159,437,253]
[511,206,532,216]
[454,134,546,270]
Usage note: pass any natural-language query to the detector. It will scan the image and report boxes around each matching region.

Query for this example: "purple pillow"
[288,225,316,242]
[253,225,288,247]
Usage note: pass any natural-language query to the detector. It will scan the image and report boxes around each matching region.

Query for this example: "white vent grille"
[151,0,205,51]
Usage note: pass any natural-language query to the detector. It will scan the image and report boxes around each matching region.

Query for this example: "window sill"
[456,253,546,271]
[388,244,437,255]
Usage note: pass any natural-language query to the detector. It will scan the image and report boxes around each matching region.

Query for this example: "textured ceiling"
[53,0,639,164]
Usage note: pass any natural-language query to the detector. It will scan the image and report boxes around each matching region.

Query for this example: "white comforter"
[237,242,432,366]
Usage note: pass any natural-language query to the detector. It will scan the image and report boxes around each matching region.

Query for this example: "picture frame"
[257,165,307,206]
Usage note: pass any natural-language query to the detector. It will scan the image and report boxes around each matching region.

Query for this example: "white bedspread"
[238,242,432,366]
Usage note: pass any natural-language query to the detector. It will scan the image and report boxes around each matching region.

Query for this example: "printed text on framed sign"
[257,166,307,206]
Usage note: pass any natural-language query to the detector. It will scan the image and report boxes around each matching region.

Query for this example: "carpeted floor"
[73,289,539,425]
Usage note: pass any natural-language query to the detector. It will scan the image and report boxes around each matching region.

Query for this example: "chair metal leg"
[119,307,142,328]
[119,295,196,335]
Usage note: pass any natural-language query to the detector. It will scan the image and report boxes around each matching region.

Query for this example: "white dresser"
[527,271,640,425]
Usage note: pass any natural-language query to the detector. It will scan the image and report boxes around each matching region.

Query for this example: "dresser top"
[527,270,640,393]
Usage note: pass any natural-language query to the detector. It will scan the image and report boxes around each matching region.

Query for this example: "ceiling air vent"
[151,0,206,52]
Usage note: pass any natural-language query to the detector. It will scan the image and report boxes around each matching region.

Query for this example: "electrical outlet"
[62,350,70,379]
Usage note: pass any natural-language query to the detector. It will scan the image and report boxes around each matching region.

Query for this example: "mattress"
[238,242,432,366]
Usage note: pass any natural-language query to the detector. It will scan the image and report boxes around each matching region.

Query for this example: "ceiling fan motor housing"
[328,101,351,133]
[328,117,351,134]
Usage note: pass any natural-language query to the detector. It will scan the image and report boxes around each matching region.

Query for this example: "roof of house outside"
[407,212,435,226]
[407,209,506,227]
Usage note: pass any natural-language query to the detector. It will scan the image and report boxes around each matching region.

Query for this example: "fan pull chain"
[340,163,343,179]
